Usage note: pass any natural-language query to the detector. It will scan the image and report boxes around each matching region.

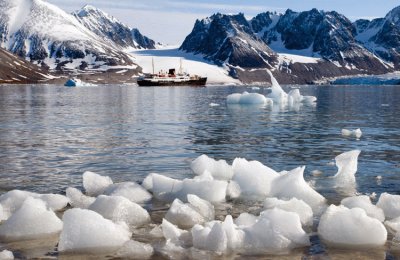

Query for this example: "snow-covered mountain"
[0,0,135,71]
[0,47,54,83]
[180,13,278,78]
[355,6,400,69]
[181,9,393,84]
[73,5,156,50]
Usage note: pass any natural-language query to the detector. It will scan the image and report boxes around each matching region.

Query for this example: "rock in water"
[318,205,387,247]
[83,171,113,196]
[89,195,150,227]
[58,208,131,253]
[0,197,63,242]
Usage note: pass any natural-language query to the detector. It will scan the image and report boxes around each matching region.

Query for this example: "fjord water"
[0,84,400,258]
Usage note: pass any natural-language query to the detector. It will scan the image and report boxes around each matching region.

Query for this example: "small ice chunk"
[270,166,326,212]
[190,154,233,180]
[264,197,313,226]
[104,182,152,204]
[204,222,228,254]
[334,150,361,187]
[187,194,215,221]
[318,205,387,247]
[226,181,241,199]
[58,208,131,253]
[234,213,258,227]
[161,218,190,246]
[377,193,400,219]
[89,195,150,227]
[151,174,183,201]
[165,199,205,229]
[180,178,228,203]
[39,194,70,211]
[142,173,155,191]
[0,197,63,242]
[209,103,220,107]
[116,240,154,259]
[66,187,95,209]
[192,224,212,250]
[311,170,323,176]
[83,171,113,196]
[243,208,310,254]
[267,70,288,104]
[342,128,362,138]
[232,158,279,199]
[0,250,13,260]
[385,216,400,234]
[222,215,245,251]
[341,195,385,222]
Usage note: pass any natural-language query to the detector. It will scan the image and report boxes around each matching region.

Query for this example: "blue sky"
[47,0,400,45]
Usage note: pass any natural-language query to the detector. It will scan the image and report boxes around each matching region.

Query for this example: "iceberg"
[342,128,363,139]
[226,92,272,105]
[0,197,63,242]
[318,205,387,247]
[64,78,96,87]
[58,208,131,253]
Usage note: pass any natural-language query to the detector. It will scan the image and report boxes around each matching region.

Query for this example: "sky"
[47,0,400,45]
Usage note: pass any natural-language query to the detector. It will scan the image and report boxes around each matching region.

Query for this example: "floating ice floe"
[66,187,95,209]
[104,182,152,204]
[264,197,314,226]
[0,250,13,260]
[58,208,131,254]
[377,193,400,219]
[318,205,387,247]
[0,190,69,220]
[226,92,272,105]
[89,195,150,228]
[232,157,279,199]
[209,103,220,107]
[0,197,63,242]
[342,128,362,139]
[83,171,113,196]
[64,78,96,87]
[191,154,233,180]
[270,166,326,212]
[333,150,361,190]
[341,196,385,222]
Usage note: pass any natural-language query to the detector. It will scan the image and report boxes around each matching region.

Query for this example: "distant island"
[1,0,400,85]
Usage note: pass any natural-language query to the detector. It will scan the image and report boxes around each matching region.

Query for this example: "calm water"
[1,84,400,258]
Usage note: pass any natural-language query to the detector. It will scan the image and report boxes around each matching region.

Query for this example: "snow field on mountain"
[131,47,241,85]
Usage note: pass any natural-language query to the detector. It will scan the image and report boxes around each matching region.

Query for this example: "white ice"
[270,166,326,212]
[104,182,152,204]
[180,178,228,203]
[342,128,363,139]
[318,205,387,247]
[234,212,258,227]
[232,158,279,199]
[0,250,13,260]
[0,197,63,242]
[82,171,113,196]
[333,150,361,188]
[58,208,131,253]
[190,154,233,180]
[165,198,206,229]
[385,216,400,234]
[264,197,313,226]
[242,208,310,254]
[341,195,385,222]
[161,218,191,247]
[115,240,154,259]
[226,92,272,105]
[66,187,95,209]
[89,195,150,227]
[377,193,400,219]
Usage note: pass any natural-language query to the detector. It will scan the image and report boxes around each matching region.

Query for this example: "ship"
[137,59,207,87]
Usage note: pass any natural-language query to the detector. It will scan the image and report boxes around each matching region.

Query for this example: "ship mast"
[152,57,155,75]
[179,58,183,75]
